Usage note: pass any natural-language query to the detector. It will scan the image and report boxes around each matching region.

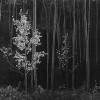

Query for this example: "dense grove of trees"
[0,0,100,91]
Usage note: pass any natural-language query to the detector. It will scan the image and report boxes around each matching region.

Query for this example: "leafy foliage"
[0,84,99,100]
[0,9,46,72]
[0,46,12,58]
[0,85,32,100]
[56,33,70,70]
[13,9,46,71]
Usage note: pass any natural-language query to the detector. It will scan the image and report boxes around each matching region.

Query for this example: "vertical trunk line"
[32,0,37,91]
[11,5,15,51]
[47,6,50,91]
[84,0,90,90]
[9,3,11,44]
[57,21,61,71]
[22,0,28,93]
[63,0,68,90]
[46,8,49,91]
[10,4,15,82]
[84,0,87,90]
[86,0,90,90]
[25,46,27,93]
[43,0,49,90]
[78,1,81,64]
[0,2,2,23]
[72,0,76,90]
[51,0,56,90]
[16,3,17,20]
[96,0,98,80]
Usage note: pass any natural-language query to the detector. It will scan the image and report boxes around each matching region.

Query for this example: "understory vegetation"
[0,84,99,100]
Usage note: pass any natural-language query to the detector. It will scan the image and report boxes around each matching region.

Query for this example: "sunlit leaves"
[14,51,25,60]
[56,33,70,70]
[0,9,46,72]
[30,30,42,46]
[32,51,46,64]
[0,46,12,58]
[12,10,31,70]
[13,11,31,36]
[0,85,32,100]
[12,9,46,71]
[13,35,26,51]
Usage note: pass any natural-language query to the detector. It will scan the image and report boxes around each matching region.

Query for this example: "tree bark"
[78,1,81,64]
[31,0,37,92]
[25,50,27,93]
[84,0,90,90]
[62,0,69,90]
[72,0,76,90]
[22,0,28,93]
[96,0,98,80]
[44,1,50,90]
[0,2,2,23]
[8,2,11,44]
[51,0,57,90]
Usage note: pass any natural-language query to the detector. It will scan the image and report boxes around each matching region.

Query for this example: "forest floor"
[0,85,99,100]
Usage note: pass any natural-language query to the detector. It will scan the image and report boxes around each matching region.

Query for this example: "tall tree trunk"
[46,15,49,90]
[84,0,87,89]
[84,0,90,90]
[86,0,90,90]
[57,17,61,69]
[9,2,15,83]
[78,1,81,64]
[42,0,50,90]
[15,2,17,19]
[72,0,76,90]
[44,1,50,90]
[87,0,90,90]
[56,1,61,53]
[57,3,62,84]
[62,0,68,90]
[25,49,27,93]
[56,0,61,86]
[75,0,78,69]
[22,0,28,93]
[51,0,57,90]
[8,3,11,44]
[0,2,1,22]
[32,0,37,92]
[10,4,15,52]
[96,0,98,80]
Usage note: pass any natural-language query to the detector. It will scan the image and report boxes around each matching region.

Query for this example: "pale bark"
[22,0,28,93]
[78,1,81,64]
[51,0,57,89]
[0,2,2,22]
[84,0,90,90]
[31,0,37,91]
[8,3,11,44]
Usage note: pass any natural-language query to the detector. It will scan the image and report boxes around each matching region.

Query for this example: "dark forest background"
[0,0,99,90]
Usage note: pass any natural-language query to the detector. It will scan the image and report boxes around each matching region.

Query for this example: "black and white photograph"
[0,0,99,100]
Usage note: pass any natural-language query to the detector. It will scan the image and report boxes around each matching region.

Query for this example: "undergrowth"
[0,84,100,100]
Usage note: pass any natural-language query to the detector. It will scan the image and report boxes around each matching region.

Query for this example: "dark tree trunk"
[96,0,98,80]
[72,0,76,90]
